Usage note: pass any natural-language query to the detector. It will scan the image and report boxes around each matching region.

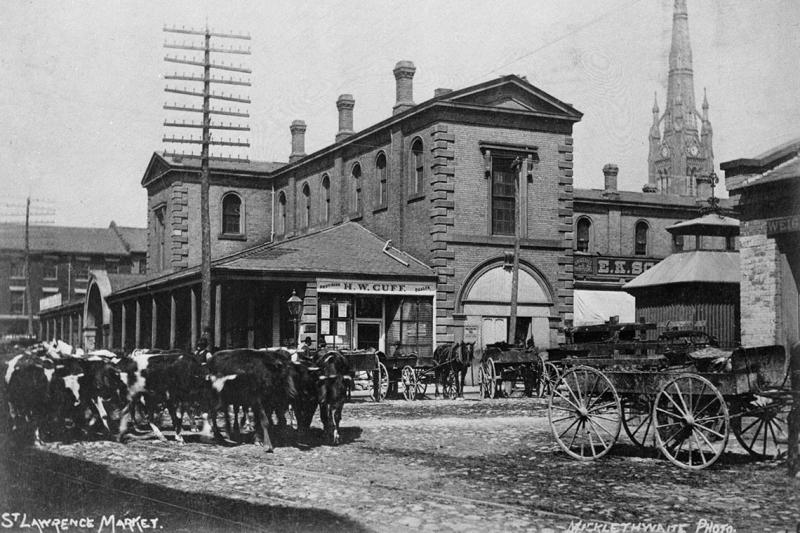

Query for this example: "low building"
[722,139,800,350]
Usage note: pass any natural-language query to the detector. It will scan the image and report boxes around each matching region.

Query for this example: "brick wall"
[739,219,782,346]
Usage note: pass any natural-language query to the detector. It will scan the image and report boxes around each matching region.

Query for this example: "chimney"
[434,88,452,98]
[393,60,416,115]
[289,120,306,162]
[603,163,619,191]
[335,94,355,143]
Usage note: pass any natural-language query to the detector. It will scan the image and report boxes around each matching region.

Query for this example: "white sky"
[1,0,798,228]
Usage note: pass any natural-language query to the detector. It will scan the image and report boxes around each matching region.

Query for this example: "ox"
[315,350,350,445]
[118,349,208,444]
[206,348,295,452]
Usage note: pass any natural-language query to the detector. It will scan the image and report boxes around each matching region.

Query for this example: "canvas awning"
[573,289,635,326]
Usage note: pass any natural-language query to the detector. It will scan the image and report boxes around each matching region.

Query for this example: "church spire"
[665,0,696,131]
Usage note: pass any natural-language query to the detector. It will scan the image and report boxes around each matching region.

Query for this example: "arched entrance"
[84,272,112,351]
[458,261,554,350]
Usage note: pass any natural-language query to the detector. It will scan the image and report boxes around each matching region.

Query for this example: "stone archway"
[83,271,112,351]
[458,261,555,349]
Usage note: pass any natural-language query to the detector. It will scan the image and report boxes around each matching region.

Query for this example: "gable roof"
[217,223,435,278]
[0,223,147,256]
[667,213,739,236]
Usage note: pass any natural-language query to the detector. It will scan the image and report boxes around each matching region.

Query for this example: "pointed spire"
[652,91,659,114]
[702,87,709,112]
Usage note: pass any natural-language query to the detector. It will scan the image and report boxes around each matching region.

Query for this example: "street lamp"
[286,289,303,346]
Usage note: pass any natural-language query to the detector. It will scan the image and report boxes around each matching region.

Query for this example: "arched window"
[301,183,311,229]
[222,193,242,234]
[635,221,649,256]
[277,191,287,235]
[320,175,330,223]
[375,152,388,207]
[576,217,591,252]
[410,138,424,195]
[351,162,362,214]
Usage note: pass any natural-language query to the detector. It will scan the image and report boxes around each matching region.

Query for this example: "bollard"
[789,341,800,477]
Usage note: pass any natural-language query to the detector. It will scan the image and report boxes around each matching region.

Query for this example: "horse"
[433,341,476,399]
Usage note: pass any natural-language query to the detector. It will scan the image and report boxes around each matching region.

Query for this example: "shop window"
[576,217,592,252]
[491,156,516,236]
[375,152,388,208]
[351,163,362,214]
[356,295,382,319]
[635,221,649,256]
[410,138,424,196]
[318,297,352,349]
[10,291,24,314]
[222,193,242,235]
[320,175,331,224]
[386,296,433,358]
[301,183,311,229]
[277,191,287,235]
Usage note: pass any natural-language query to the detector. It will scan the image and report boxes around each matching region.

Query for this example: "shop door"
[355,321,381,351]
[481,317,507,347]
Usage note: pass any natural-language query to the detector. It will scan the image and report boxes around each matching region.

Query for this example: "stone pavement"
[8,398,800,532]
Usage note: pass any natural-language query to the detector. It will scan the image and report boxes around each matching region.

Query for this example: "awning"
[574,289,635,326]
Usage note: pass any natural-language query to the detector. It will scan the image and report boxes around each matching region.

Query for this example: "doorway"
[355,321,381,351]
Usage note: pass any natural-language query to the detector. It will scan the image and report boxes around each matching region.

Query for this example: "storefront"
[315,278,436,356]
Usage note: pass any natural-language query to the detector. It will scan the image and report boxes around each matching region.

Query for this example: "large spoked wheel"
[622,394,655,448]
[654,374,729,470]
[401,366,417,401]
[478,359,496,400]
[538,361,560,399]
[548,366,621,460]
[731,393,791,459]
[370,362,389,402]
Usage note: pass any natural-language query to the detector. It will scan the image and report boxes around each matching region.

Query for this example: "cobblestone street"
[2,395,798,532]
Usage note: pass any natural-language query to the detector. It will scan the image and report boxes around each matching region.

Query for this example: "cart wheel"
[538,362,560,399]
[622,394,655,448]
[443,369,458,400]
[731,393,790,459]
[653,374,729,470]
[478,359,496,400]
[370,362,389,402]
[548,365,621,460]
[401,366,417,401]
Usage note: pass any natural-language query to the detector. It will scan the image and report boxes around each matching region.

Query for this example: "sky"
[1,0,798,228]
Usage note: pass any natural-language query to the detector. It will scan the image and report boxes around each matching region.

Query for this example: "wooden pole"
[24,196,33,336]
[200,27,213,348]
[190,286,198,348]
[788,341,800,477]
[508,157,522,345]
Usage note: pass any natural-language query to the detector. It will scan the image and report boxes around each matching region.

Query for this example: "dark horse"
[433,341,475,399]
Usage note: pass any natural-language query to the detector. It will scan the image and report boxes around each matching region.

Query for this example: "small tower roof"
[666,213,739,237]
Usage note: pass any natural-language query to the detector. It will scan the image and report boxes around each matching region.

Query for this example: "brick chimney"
[603,163,619,191]
[434,88,452,97]
[393,60,416,115]
[289,120,306,162]
[335,94,355,143]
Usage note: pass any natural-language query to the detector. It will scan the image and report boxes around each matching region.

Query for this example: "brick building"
[0,222,146,337]
[722,139,800,351]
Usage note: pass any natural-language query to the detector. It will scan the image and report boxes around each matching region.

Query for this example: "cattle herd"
[2,340,352,452]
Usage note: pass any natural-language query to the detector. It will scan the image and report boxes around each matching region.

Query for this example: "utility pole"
[162,25,251,348]
[24,197,33,336]
[507,157,523,345]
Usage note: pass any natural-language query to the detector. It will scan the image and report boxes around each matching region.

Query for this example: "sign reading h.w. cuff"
[317,278,436,295]
[766,215,800,237]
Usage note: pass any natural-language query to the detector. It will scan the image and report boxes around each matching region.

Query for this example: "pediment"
[443,78,580,119]
[141,153,171,187]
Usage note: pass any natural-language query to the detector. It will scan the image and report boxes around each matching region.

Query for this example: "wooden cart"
[341,349,389,402]
[546,342,791,470]
[478,343,547,400]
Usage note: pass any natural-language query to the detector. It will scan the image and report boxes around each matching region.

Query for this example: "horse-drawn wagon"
[379,342,475,400]
[545,324,792,469]
[340,349,389,402]
[477,343,547,400]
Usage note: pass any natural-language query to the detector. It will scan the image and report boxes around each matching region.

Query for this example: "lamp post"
[286,289,303,347]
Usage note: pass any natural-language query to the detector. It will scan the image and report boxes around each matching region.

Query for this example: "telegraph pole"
[24,197,33,336]
[162,25,251,347]
[507,157,522,345]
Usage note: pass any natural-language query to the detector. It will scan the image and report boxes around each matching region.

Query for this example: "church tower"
[646,0,714,197]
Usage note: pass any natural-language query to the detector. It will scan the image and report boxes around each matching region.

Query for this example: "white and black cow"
[3,346,83,445]
[117,349,208,444]
[206,348,296,452]
[315,350,351,445]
